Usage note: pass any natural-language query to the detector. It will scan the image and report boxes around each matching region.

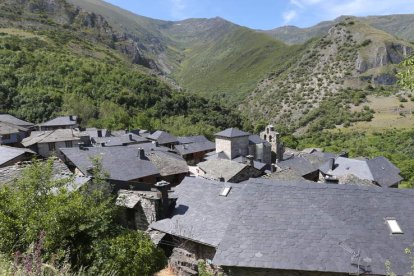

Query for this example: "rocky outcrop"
[356,43,412,73]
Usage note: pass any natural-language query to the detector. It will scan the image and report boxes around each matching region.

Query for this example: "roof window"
[220,186,231,197]
[386,218,403,234]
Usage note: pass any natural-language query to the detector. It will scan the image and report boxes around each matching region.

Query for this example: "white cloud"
[170,0,188,19]
[284,0,414,27]
[283,10,298,24]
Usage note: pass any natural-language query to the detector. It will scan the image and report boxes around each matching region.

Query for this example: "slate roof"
[248,134,270,146]
[177,135,210,144]
[93,133,149,147]
[39,116,78,127]
[60,146,187,181]
[116,189,160,208]
[152,177,414,275]
[215,128,249,138]
[147,131,178,145]
[60,146,160,181]
[0,114,34,128]
[232,156,268,171]
[22,129,81,147]
[0,146,35,166]
[198,159,248,182]
[0,158,72,185]
[150,177,245,247]
[0,122,28,135]
[175,141,216,155]
[81,128,110,138]
[367,156,403,187]
[146,151,188,176]
[214,179,414,275]
[264,168,310,182]
[277,156,318,176]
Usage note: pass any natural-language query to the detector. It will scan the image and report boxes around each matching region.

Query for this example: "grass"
[344,95,414,131]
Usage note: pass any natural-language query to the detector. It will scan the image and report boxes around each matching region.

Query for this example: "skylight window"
[386,218,403,234]
[220,186,231,197]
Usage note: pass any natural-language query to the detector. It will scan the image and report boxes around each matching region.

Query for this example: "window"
[65,141,73,148]
[269,135,273,142]
[220,186,232,197]
[386,218,403,234]
[48,142,55,151]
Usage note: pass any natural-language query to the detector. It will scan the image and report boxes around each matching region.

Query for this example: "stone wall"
[223,267,351,276]
[215,137,232,159]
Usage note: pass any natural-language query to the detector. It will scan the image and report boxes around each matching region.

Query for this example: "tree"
[0,158,167,274]
[398,55,414,90]
[90,231,167,276]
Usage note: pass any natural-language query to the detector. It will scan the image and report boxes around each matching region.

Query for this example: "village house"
[38,115,79,131]
[0,121,30,146]
[22,129,89,158]
[214,128,272,167]
[150,177,414,276]
[59,144,189,189]
[147,130,178,149]
[197,158,263,183]
[175,135,215,165]
[116,181,177,231]
[0,114,34,129]
[0,146,36,168]
[0,157,86,186]
[274,149,403,187]
[319,156,403,188]
[92,133,149,147]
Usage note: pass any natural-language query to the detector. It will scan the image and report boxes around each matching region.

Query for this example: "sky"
[104,0,414,30]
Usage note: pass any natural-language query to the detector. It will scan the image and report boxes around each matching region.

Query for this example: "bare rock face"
[356,43,412,73]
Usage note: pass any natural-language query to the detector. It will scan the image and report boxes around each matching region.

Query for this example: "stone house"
[38,115,79,131]
[60,144,189,189]
[214,128,272,167]
[0,114,34,129]
[147,130,178,149]
[116,181,177,231]
[0,122,30,146]
[22,129,88,158]
[175,137,216,165]
[319,156,403,188]
[150,177,414,276]
[197,158,263,183]
[0,146,36,168]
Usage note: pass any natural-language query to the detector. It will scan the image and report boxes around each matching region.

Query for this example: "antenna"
[338,242,372,275]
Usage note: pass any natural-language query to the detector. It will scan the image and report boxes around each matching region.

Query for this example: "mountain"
[1,0,413,134]
[0,0,248,136]
[66,0,307,102]
[265,14,414,45]
[244,18,413,132]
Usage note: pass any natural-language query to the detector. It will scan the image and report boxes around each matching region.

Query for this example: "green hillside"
[0,0,248,136]
[265,14,414,44]
[64,0,305,103]
[244,19,413,132]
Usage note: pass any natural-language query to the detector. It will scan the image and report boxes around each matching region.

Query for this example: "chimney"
[125,129,128,134]
[137,148,145,159]
[78,142,84,150]
[152,140,159,147]
[69,115,74,121]
[129,134,133,141]
[329,158,335,170]
[218,176,225,182]
[271,163,277,172]
[97,129,102,138]
[246,155,254,167]
[155,180,170,219]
